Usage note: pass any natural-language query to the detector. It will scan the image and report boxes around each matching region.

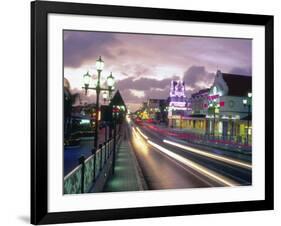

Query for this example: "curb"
[127,139,149,190]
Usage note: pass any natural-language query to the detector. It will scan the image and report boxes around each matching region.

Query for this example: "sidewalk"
[103,129,147,192]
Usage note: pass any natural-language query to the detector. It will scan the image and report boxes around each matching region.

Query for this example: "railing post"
[104,141,107,164]
[109,139,112,155]
[78,155,85,193]
[106,139,109,159]
[99,144,103,171]
[112,120,117,175]
[91,148,96,182]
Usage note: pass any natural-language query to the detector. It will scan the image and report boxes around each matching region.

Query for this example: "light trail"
[147,140,237,187]
[136,127,148,140]
[132,127,149,155]
[133,126,238,186]
[163,139,252,170]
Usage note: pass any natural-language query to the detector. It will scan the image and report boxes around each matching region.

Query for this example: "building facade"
[186,70,252,144]
[183,88,210,133]
[167,80,187,127]
[146,98,168,123]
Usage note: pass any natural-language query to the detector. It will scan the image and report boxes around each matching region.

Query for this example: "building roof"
[222,73,252,96]
[191,88,210,98]
[109,90,127,111]
[148,98,166,102]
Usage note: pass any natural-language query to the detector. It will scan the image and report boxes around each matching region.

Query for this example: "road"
[127,120,252,190]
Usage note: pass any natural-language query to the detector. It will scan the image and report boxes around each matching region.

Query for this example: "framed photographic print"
[31,0,274,224]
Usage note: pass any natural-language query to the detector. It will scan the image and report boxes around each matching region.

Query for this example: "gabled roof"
[222,73,252,96]
[191,88,210,98]
[109,90,127,111]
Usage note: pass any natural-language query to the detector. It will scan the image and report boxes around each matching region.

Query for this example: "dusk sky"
[64,30,252,111]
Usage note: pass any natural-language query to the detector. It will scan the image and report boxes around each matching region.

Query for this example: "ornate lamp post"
[82,56,115,149]
[208,101,220,136]
[209,103,216,136]
[243,92,252,145]
[102,91,107,104]
[107,72,115,99]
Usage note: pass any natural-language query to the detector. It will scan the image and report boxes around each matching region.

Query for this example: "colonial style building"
[185,70,252,143]
[183,88,210,133]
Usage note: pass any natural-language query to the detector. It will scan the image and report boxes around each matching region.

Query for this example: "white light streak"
[148,140,237,187]
[136,127,148,140]
[163,139,252,170]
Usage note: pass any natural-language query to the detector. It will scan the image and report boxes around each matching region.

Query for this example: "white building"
[185,70,252,144]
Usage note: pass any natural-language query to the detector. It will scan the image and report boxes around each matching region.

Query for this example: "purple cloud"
[229,67,252,75]
[64,30,252,111]
[64,31,119,68]
[116,75,179,91]
[183,66,215,93]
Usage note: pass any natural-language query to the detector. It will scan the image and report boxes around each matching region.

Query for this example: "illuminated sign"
[169,101,186,108]
[208,94,219,100]
[80,119,90,124]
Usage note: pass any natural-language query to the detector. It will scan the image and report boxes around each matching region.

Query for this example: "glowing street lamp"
[107,72,115,87]
[83,71,91,94]
[82,56,115,149]
[95,56,104,71]
[107,72,115,99]
[102,91,107,104]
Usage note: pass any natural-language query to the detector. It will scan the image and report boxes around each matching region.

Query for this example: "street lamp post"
[243,92,252,145]
[208,102,219,137]
[107,72,115,100]
[102,91,107,104]
[82,56,115,150]
[208,103,215,136]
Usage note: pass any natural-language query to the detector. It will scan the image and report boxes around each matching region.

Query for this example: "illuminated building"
[183,88,210,132]
[186,70,252,144]
[168,80,187,128]
[147,99,168,123]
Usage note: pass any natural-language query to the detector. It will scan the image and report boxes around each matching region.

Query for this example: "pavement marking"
[147,140,237,187]
[163,139,252,170]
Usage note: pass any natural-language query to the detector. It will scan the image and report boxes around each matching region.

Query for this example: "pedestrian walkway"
[103,131,146,192]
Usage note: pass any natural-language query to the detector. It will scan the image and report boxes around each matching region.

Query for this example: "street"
[62,32,254,194]
[127,120,251,189]
[64,120,252,190]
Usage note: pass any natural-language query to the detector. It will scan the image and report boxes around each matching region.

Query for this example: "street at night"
[121,118,251,190]
[63,30,253,194]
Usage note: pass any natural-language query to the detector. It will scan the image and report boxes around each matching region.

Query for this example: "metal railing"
[64,137,119,194]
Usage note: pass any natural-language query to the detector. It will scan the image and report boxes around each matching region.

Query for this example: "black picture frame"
[31,0,274,224]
